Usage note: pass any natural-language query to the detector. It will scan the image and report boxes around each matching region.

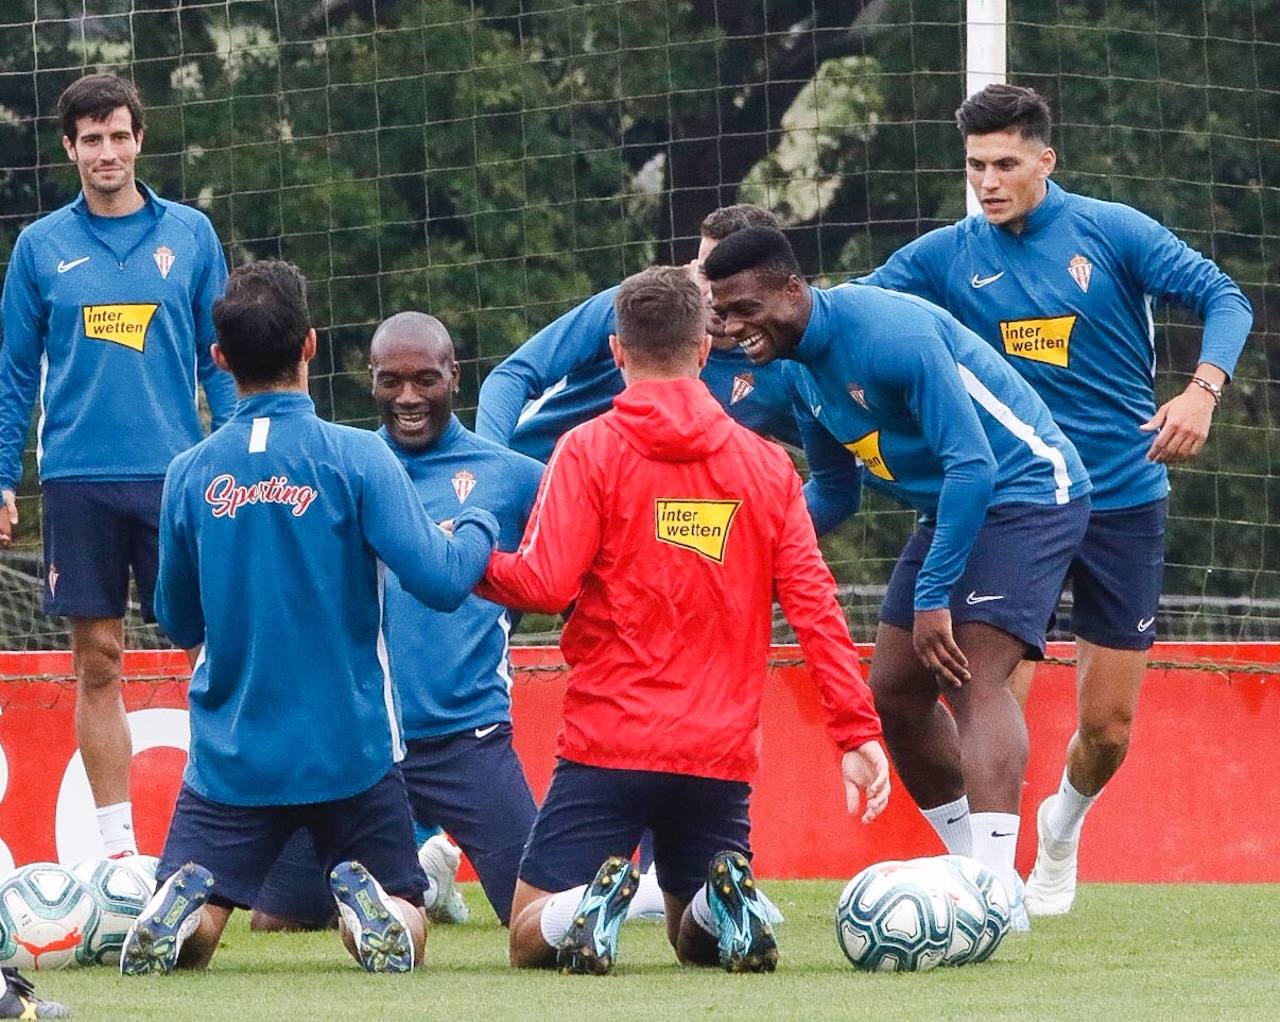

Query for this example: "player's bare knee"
[1079,716,1132,760]
[72,624,124,693]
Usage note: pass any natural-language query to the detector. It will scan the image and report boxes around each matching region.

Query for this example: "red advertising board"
[1,643,1276,881]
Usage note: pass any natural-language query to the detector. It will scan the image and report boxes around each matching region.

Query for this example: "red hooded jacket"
[478,376,881,782]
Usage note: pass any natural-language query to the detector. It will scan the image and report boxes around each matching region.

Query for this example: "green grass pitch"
[32,882,1278,1021]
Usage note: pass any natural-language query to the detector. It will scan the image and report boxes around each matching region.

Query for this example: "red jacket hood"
[606,377,736,463]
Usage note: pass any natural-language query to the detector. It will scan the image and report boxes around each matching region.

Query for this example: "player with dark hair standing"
[0,72,236,860]
[860,83,1252,916]
[482,265,888,975]
[705,226,1092,928]
[119,262,499,976]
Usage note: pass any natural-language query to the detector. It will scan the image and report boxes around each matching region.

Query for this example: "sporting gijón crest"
[847,384,868,410]
[451,469,476,503]
[730,372,755,405]
[1067,254,1093,293]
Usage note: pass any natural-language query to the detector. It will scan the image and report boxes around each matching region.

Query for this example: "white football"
[836,860,955,972]
[0,863,98,970]
[72,857,157,966]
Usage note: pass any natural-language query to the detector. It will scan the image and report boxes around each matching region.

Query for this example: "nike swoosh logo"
[1137,616,1155,632]
[474,724,500,739]
[57,256,90,274]
[990,830,1015,838]
[945,814,967,825]
[966,591,1005,605]
[811,405,821,416]
[970,271,1004,289]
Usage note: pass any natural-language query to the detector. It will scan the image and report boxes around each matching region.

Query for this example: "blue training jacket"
[379,417,543,740]
[155,392,499,807]
[793,283,1091,611]
[474,285,802,461]
[0,183,237,491]
[861,180,1253,509]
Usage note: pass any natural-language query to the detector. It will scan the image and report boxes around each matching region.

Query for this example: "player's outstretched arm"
[359,437,499,612]
[842,741,890,824]
[475,287,619,444]
[0,234,46,512]
[477,436,602,613]
[792,383,863,536]
[773,469,885,812]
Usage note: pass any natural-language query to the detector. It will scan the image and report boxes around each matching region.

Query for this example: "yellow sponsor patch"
[999,315,1077,368]
[844,430,895,481]
[82,303,159,352]
[655,499,741,564]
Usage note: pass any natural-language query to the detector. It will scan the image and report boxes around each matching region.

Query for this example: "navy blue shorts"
[254,722,537,926]
[41,480,163,621]
[157,767,427,911]
[1066,497,1167,650]
[519,759,751,904]
[879,497,1091,659]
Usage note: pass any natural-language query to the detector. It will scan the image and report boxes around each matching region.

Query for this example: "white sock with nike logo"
[921,796,973,857]
[971,811,1020,897]
[96,801,138,858]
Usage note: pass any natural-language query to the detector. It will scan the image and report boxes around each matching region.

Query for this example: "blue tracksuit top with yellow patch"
[155,392,499,806]
[378,418,543,740]
[791,283,1090,611]
[474,285,801,461]
[861,180,1253,509]
[0,183,237,491]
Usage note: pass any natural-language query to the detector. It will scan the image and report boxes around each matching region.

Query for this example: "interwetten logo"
[844,430,894,481]
[82,303,159,352]
[205,474,318,518]
[654,499,741,563]
[999,315,1078,368]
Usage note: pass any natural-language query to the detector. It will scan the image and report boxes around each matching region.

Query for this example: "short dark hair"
[213,261,311,386]
[700,203,781,241]
[955,84,1051,144]
[58,74,145,142]
[701,226,802,285]
[614,266,706,367]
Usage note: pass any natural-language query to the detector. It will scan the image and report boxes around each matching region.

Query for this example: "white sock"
[971,811,1020,897]
[96,801,137,858]
[625,865,666,920]
[920,796,973,857]
[421,876,439,911]
[538,885,587,948]
[1045,770,1097,850]
[688,884,717,937]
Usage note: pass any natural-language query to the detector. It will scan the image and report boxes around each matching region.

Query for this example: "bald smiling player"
[250,312,544,932]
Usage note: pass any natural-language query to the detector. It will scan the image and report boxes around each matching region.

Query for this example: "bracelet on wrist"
[1190,376,1223,406]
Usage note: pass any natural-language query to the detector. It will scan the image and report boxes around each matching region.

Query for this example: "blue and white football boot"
[330,861,415,973]
[556,856,641,975]
[120,862,215,976]
[706,850,779,973]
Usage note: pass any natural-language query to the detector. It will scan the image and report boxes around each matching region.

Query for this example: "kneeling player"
[478,265,889,975]
[120,262,499,975]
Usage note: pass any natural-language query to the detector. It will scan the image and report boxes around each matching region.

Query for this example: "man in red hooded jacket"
[478,265,889,976]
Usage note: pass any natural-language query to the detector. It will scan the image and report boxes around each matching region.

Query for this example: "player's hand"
[1141,384,1216,464]
[0,489,17,548]
[841,741,890,824]
[912,607,970,687]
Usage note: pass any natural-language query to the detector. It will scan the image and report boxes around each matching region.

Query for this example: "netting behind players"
[0,1,1275,649]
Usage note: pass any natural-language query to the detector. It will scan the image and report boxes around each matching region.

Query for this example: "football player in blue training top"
[860,84,1253,917]
[0,73,236,860]
[475,204,805,460]
[249,311,544,932]
[120,262,499,976]
[706,226,1094,929]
